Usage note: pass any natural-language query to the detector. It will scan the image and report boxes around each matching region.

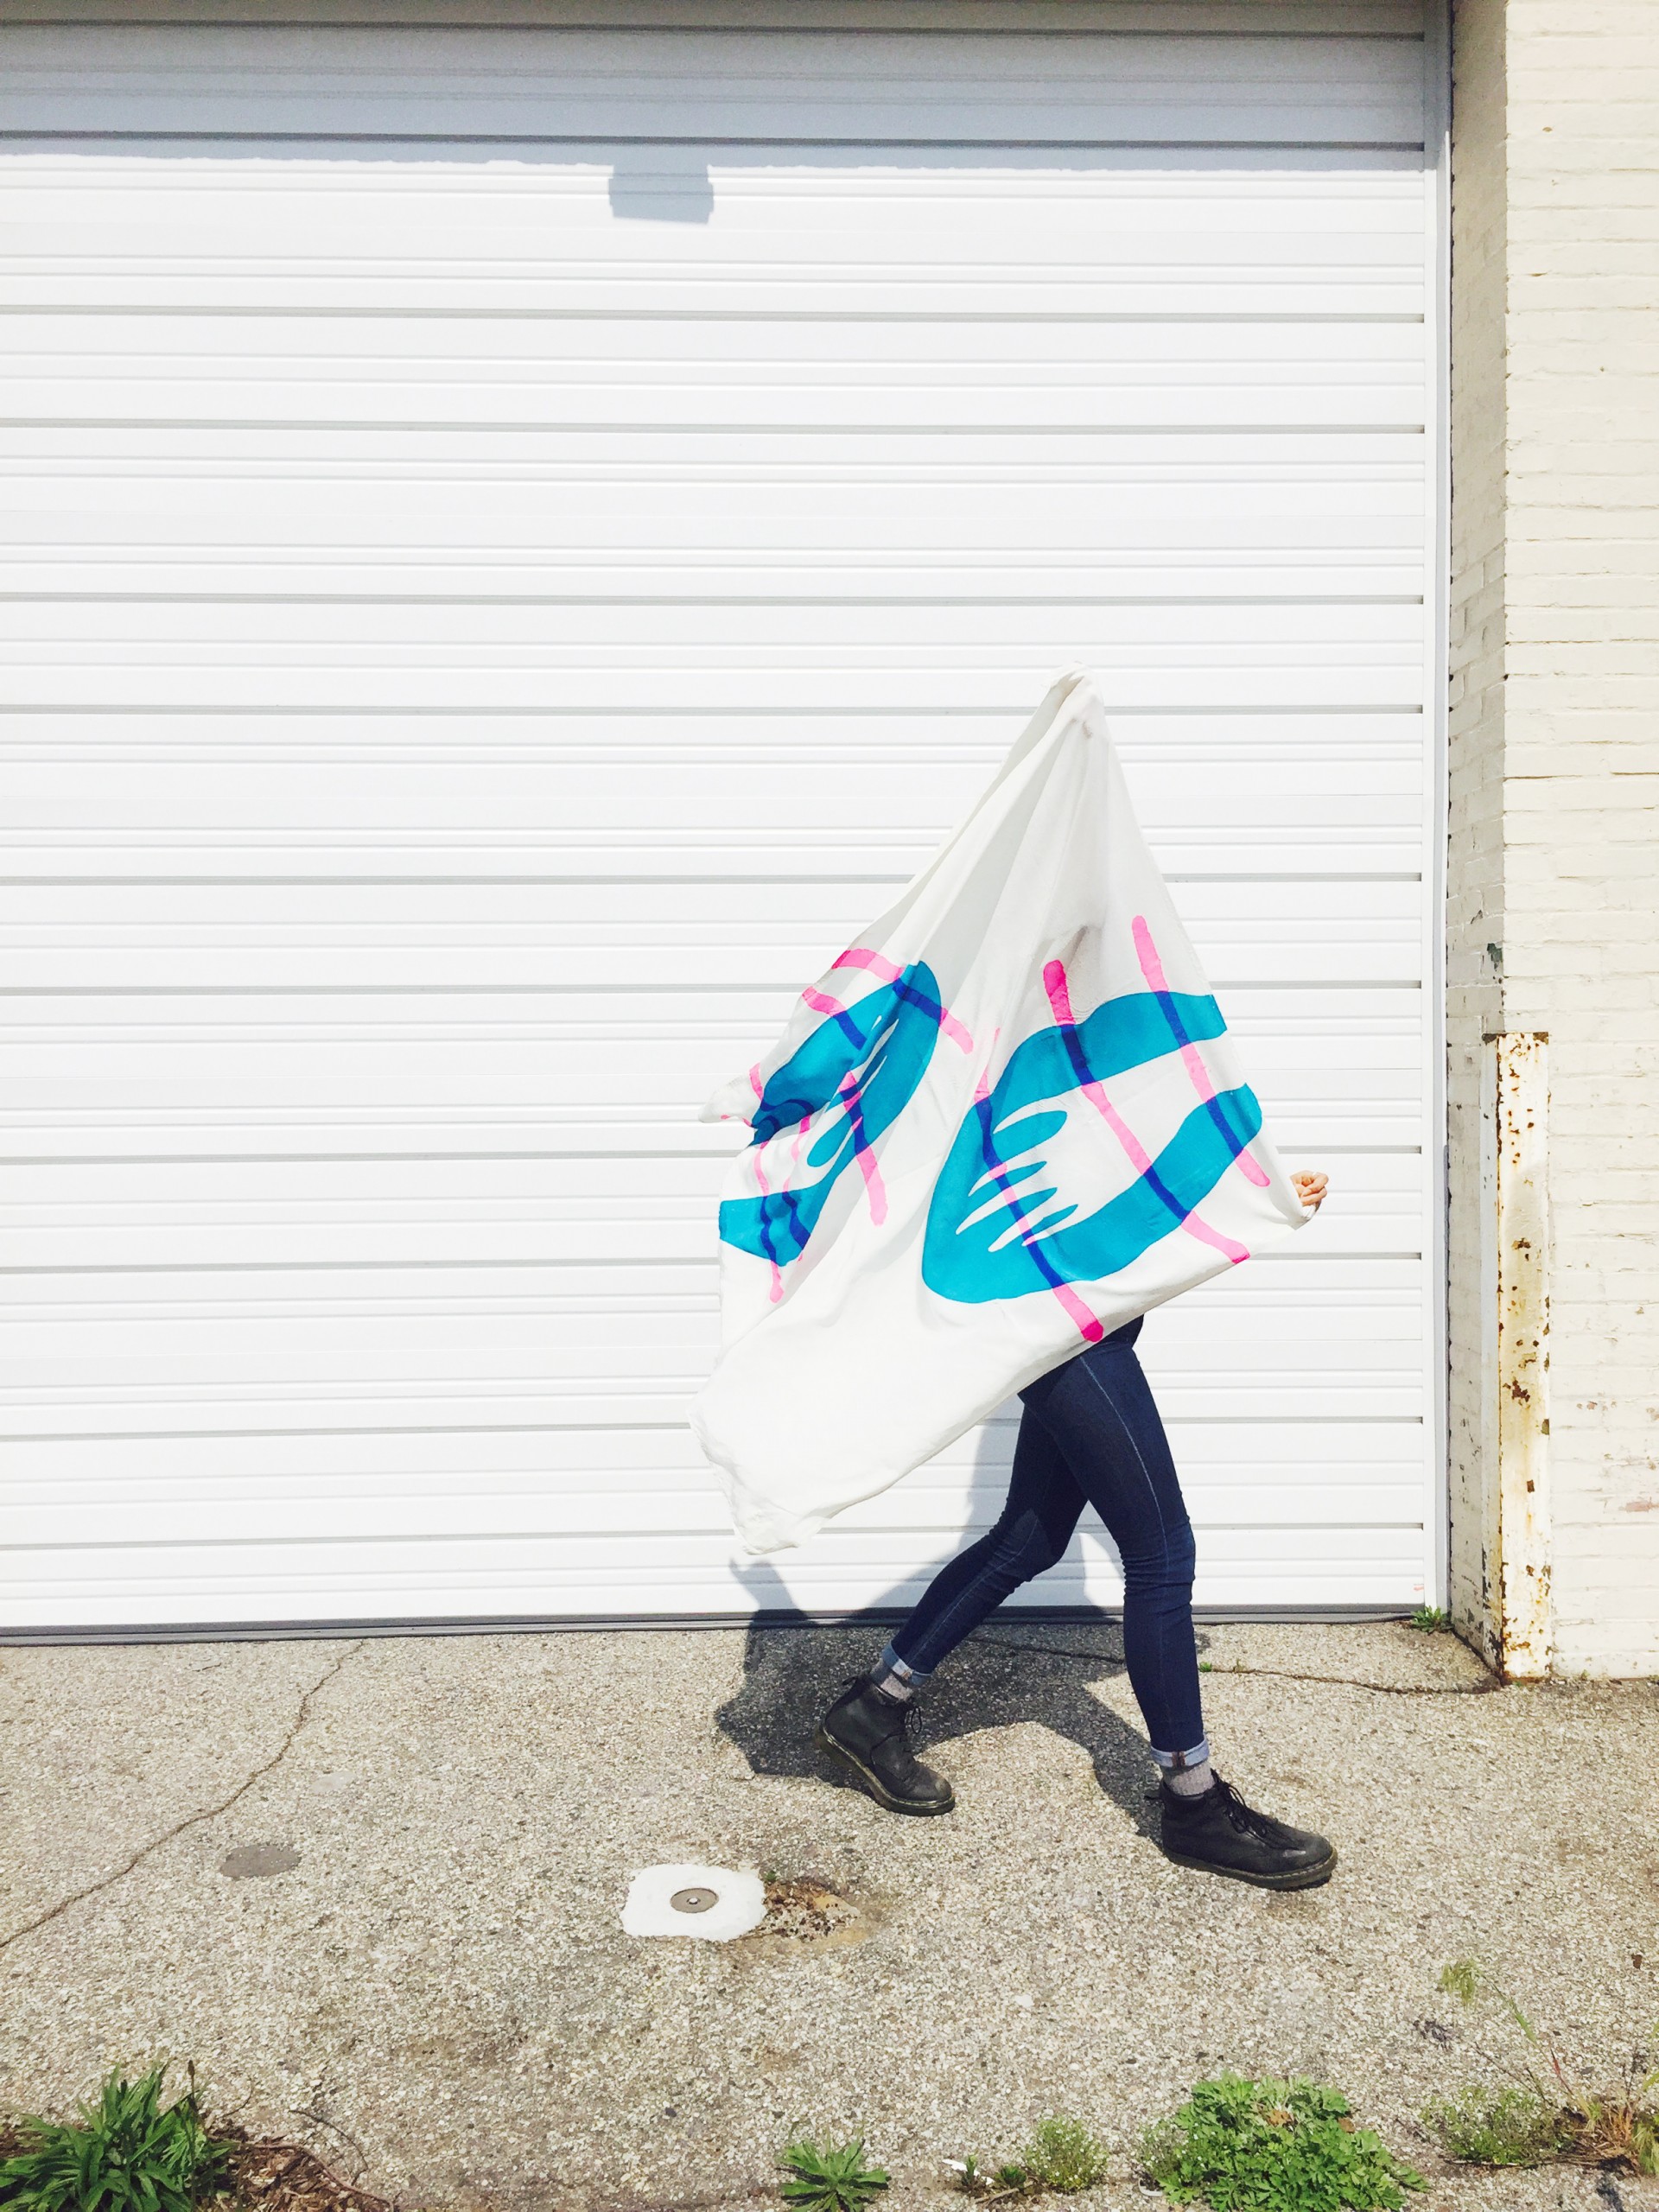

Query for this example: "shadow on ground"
[8,1622,1650,2212]
[714,1620,1212,1834]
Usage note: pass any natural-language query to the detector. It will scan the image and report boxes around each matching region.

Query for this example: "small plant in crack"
[1421,2085,1573,2167]
[1435,1959,1539,2044]
[1424,2070,1659,2177]
[951,2116,1109,2199]
[1438,1959,1482,2007]
[779,2138,890,2212]
[1002,2117,1111,2195]
[1574,2080,1659,2178]
[1422,1966,1659,2177]
[1141,2075,1424,2211]
[0,2066,228,2212]
[1408,1607,1450,1634]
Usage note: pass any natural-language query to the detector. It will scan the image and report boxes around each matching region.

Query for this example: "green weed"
[779,2139,889,2212]
[1141,2075,1424,2212]
[1018,2116,1110,2193]
[1420,2086,1570,2167]
[998,2117,1110,2196]
[1408,1608,1449,1634]
[1575,2089,1659,2177]
[951,2117,1110,2200]
[1437,1960,1480,2006]
[1422,1986,1659,2178]
[1434,1959,1534,2037]
[0,2069,227,2212]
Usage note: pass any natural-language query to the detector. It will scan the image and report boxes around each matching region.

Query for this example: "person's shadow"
[714,1560,1211,1839]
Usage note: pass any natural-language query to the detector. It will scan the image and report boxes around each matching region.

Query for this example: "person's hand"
[1292,1170,1328,1214]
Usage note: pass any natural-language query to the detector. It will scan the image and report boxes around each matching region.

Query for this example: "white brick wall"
[1449,0,1659,1674]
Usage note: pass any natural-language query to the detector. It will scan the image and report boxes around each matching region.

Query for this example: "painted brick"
[1449,0,1659,1675]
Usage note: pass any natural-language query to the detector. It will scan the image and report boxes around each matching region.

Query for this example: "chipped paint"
[1493,1033,1553,1678]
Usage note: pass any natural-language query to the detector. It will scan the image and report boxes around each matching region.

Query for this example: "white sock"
[1164,1757,1216,1798]
[868,1642,926,1702]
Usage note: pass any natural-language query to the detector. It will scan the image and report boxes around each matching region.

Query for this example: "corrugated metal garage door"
[0,2,1443,1632]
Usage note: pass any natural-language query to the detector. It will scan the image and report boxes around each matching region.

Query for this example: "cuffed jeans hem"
[1150,1737,1212,1773]
[878,1641,931,1687]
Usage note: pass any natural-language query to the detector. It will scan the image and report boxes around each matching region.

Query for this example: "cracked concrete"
[2,1622,1656,2212]
[1,1643,359,1952]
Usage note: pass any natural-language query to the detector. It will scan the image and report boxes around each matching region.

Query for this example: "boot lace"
[1214,1775,1292,1841]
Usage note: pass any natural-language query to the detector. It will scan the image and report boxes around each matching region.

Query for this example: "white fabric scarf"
[694,672,1306,1553]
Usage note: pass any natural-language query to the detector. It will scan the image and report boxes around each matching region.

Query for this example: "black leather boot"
[1159,1773,1336,1889]
[816,1677,955,1816]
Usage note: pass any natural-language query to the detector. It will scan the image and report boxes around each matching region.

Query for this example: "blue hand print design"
[720,961,954,1275]
[922,987,1264,1304]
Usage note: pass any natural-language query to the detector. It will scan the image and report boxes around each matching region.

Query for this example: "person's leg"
[879,1398,1088,1688]
[816,1372,1089,1815]
[1017,1318,1208,1783]
[1024,1322,1336,1887]
[818,1316,1336,1880]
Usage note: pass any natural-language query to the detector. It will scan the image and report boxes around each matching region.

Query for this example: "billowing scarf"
[694,672,1306,1552]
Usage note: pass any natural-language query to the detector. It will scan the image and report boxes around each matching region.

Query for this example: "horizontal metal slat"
[0,1527,1433,1631]
[0,25,1427,145]
[0,7,1427,38]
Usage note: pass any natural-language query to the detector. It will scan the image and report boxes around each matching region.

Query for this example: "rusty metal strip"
[1491,1031,1552,1677]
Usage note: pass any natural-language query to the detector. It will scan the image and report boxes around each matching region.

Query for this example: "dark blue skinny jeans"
[887,1318,1209,1768]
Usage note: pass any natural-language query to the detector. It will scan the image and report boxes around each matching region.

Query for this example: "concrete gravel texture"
[2,1621,1657,2212]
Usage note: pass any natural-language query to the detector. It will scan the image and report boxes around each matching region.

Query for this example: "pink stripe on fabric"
[974,1028,1101,1345]
[1131,915,1271,1189]
[1042,956,1249,1268]
[831,946,975,1052]
[837,1071,887,1225]
[1055,1283,1106,1344]
[833,946,904,982]
[1043,961,1159,1169]
[1042,963,1079,1027]
[1173,1213,1253,1264]
[749,1150,785,1305]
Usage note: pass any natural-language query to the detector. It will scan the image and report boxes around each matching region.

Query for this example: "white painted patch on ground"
[620,1862,766,1942]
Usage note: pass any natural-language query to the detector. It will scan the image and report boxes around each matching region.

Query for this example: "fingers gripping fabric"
[693,671,1307,1552]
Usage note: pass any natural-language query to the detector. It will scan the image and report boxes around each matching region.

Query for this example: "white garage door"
[0,3,1444,1634]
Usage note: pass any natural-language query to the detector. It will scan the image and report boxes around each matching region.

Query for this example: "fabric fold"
[692,671,1306,1553]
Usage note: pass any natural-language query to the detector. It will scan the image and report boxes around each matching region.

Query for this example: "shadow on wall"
[715,1560,1211,1838]
[607,150,715,221]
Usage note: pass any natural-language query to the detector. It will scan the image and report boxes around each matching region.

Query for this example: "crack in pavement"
[1198,1662,1503,1697]
[294,2106,373,2183]
[982,1636,1503,1696]
[0,1640,363,1952]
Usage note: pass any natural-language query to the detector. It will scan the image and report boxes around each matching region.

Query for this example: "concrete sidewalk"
[2,1622,1656,2212]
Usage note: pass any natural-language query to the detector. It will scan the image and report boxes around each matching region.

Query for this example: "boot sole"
[813,1722,955,1817]
[1160,1844,1338,1891]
